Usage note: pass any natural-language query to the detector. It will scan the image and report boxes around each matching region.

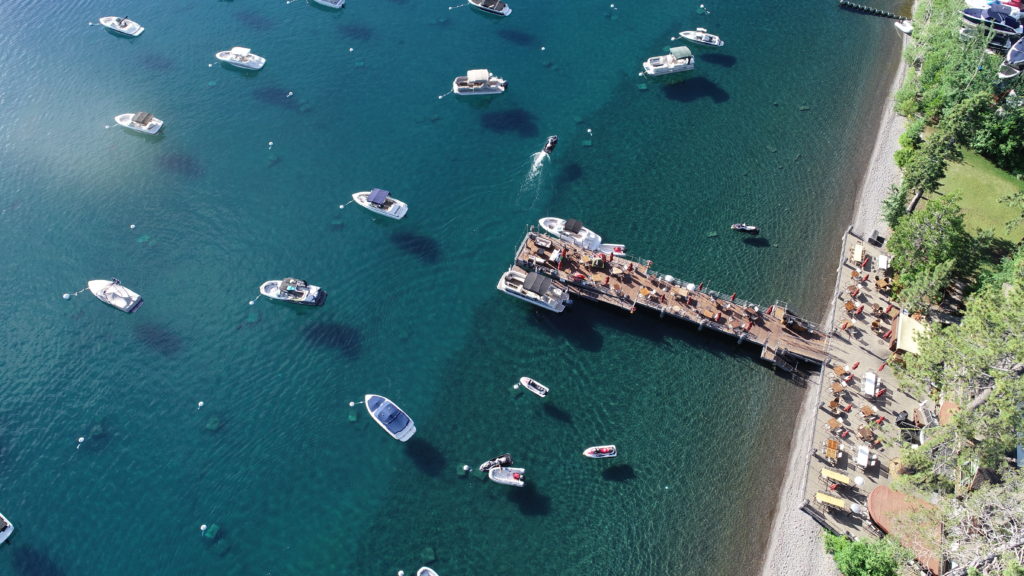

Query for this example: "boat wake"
[516,151,549,209]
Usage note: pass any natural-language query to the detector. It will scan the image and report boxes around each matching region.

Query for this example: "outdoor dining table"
[826,418,843,432]
[830,382,844,396]
[875,278,891,290]
[824,439,842,463]
[857,426,875,442]
[852,244,864,264]
[820,468,853,486]
[856,445,872,468]
[860,405,877,419]
[815,491,848,511]
[832,365,848,377]
[862,372,878,396]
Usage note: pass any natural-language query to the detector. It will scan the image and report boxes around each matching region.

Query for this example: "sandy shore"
[757,38,908,576]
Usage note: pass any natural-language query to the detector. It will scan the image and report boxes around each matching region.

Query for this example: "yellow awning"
[820,468,852,486]
[815,492,847,509]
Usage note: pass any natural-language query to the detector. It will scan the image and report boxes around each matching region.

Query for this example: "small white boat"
[678,27,724,47]
[0,512,13,545]
[312,0,346,7]
[730,223,760,234]
[497,269,571,313]
[488,466,525,487]
[365,394,416,442]
[351,188,408,220]
[643,46,695,76]
[894,19,914,35]
[452,69,508,96]
[965,0,1021,19]
[583,445,618,459]
[88,279,143,313]
[479,453,514,472]
[517,377,548,398]
[259,278,327,306]
[538,217,626,254]
[215,47,266,70]
[99,16,144,36]
[115,112,163,135]
[416,567,439,576]
[468,0,511,16]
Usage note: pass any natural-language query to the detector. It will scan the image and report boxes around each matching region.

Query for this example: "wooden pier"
[511,231,828,369]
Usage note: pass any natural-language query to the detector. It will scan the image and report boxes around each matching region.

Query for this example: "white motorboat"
[517,376,549,398]
[99,16,144,36]
[365,394,416,442]
[259,278,327,306]
[962,6,1023,36]
[452,69,508,96]
[0,512,13,545]
[894,19,914,35]
[730,223,760,234]
[88,279,143,313]
[965,0,1021,19]
[417,568,440,576]
[351,188,408,220]
[488,466,525,487]
[999,38,1024,78]
[537,217,627,254]
[215,47,266,70]
[678,27,724,47]
[643,46,695,76]
[115,112,163,135]
[497,269,571,313]
[583,445,618,459]
[312,0,346,7]
[469,0,511,16]
[479,453,514,472]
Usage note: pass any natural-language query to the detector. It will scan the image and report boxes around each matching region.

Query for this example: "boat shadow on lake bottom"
[404,437,447,477]
[662,77,730,103]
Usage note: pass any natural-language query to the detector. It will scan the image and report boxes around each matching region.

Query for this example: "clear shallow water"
[0,0,900,574]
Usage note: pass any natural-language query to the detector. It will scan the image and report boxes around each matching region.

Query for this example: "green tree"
[896,257,956,313]
[824,533,912,576]
[882,185,910,229]
[888,194,973,292]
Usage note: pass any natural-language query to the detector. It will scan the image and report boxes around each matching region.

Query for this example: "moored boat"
[0,511,14,545]
[115,112,163,135]
[962,6,1024,35]
[365,394,417,442]
[479,453,514,472]
[497,269,571,313]
[583,445,618,459]
[959,26,1014,52]
[99,16,144,36]
[730,223,759,234]
[352,188,408,220]
[537,217,626,254]
[311,0,345,7]
[894,19,914,34]
[999,37,1024,78]
[678,27,724,47]
[88,279,143,313]
[259,278,327,306]
[965,0,1021,19]
[542,135,558,154]
[452,69,507,96]
[215,47,266,70]
[517,376,549,398]
[416,568,440,576]
[469,0,511,16]
[488,466,526,487]
[642,46,695,76]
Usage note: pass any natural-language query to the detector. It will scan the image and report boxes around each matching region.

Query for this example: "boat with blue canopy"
[352,188,408,219]
[962,6,1023,35]
[365,394,416,442]
[999,37,1024,78]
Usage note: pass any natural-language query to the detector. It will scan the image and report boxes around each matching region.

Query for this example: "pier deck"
[512,231,827,368]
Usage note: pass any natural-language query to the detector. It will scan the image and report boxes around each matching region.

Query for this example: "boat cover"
[523,271,552,295]
[132,112,153,124]
[670,46,693,59]
[230,47,251,57]
[1009,38,1024,64]
[964,7,1022,31]
[563,218,583,234]
[480,0,507,7]
[367,395,412,436]
[467,69,491,83]
[367,188,390,205]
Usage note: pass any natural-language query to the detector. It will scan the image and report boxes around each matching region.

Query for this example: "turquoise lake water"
[0,0,902,574]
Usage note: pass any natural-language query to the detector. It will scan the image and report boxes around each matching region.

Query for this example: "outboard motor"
[543,135,558,154]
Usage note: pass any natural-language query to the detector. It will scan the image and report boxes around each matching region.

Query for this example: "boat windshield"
[374,402,411,434]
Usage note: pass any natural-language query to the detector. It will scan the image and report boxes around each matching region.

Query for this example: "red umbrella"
[850,361,860,370]
[766,305,774,315]
[855,304,864,315]
[851,288,860,298]
[714,312,722,323]
[730,293,736,301]
[884,303,893,314]
[745,321,753,331]
[861,255,869,267]
[839,321,850,331]
[697,282,704,291]
[862,273,870,282]
[882,329,893,340]
[879,362,887,372]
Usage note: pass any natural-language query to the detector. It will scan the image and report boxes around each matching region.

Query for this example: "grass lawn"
[938,149,1024,243]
